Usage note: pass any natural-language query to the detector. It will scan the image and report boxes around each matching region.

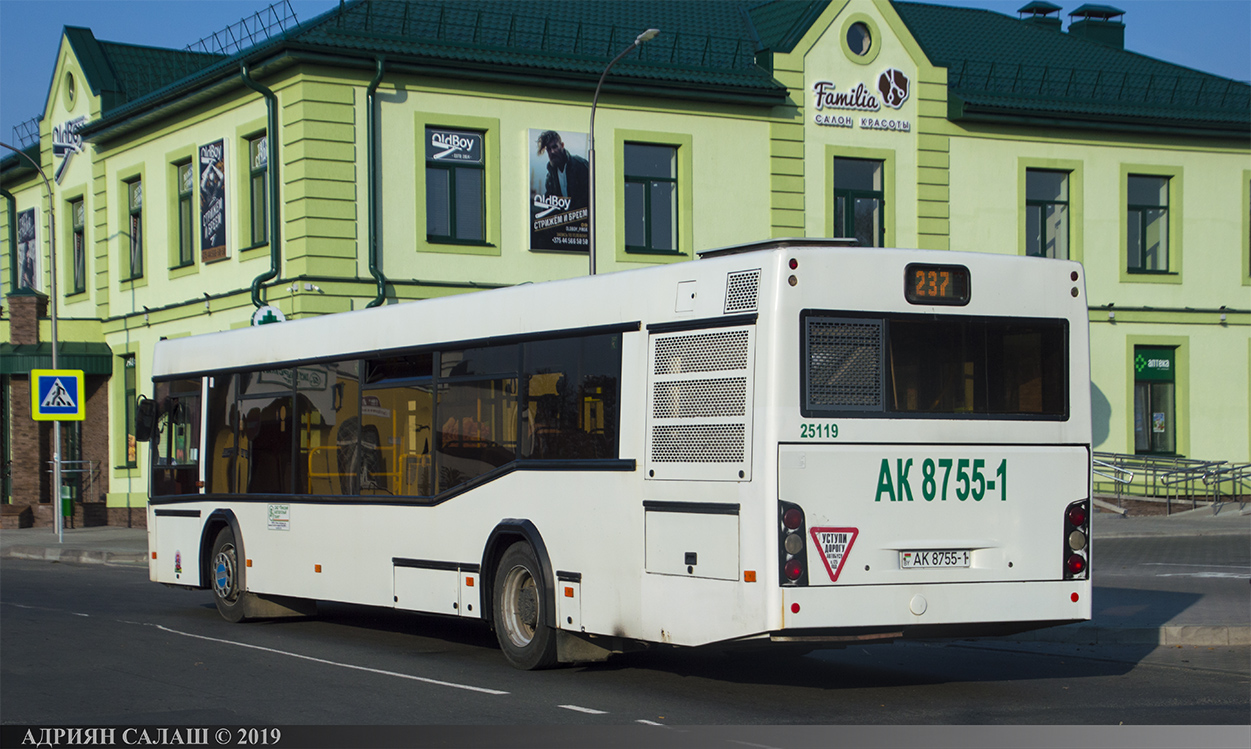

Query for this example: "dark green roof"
[0,342,114,376]
[0,143,41,185]
[893,1,1249,137]
[81,0,821,142]
[64,26,224,115]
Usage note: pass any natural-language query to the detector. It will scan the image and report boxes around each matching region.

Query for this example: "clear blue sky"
[2,0,1249,145]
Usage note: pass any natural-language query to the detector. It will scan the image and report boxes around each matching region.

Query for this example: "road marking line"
[636,719,665,726]
[72,612,89,617]
[1154,572,1250,579]
[558,704,607,714]
[1143,563,1251,570]
[148,624,508,695]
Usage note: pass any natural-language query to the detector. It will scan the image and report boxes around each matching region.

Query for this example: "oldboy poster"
[529,129,589,252]
[199,139,227,262]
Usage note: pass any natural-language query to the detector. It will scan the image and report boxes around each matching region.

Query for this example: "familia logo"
[812,68,910,112]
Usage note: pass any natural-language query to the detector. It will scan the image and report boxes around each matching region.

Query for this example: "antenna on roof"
[184,0,302,57]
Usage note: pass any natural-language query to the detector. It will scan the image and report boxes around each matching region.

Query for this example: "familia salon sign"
[812,68,912,132]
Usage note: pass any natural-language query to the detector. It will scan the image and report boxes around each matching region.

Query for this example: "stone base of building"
[1,502,134,528]
[107,507,148,529]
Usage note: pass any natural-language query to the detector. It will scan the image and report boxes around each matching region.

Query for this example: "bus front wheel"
[210,526,247,623]
[493,542,558,670]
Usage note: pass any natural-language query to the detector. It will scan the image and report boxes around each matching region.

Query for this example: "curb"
[2,546,147,567]
[1008,624,1251,647]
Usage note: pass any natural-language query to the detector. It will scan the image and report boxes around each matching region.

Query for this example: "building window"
[1133,346,1175,455]
[1025,169,1069,259]
[248,134,268,247]
[833,157,884,247]
[1127,175,1169,272]
[123,355,138,467]
[623,143,678,253]
[70,198,85,293]
[176,161,194,267]
[125,179,143,280]
[425,127,484,243]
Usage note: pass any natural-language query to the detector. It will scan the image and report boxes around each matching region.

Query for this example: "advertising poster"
[16,207,39,291]
[529,129,589,252]
[199,139,227,263]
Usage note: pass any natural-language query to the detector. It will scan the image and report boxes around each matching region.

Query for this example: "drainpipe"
[1,188,15,292]
[240,63,281,309]
[365,56,388,308]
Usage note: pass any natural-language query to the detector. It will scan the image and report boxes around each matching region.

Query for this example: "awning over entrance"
[0,342,114,375]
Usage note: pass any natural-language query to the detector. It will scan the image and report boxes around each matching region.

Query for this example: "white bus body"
[146,240,1092,668]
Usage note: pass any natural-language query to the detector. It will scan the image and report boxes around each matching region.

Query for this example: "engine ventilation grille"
[647,325,756,480]
[724,269,761,313]
[654,330,749,375]
[805,317,884,411]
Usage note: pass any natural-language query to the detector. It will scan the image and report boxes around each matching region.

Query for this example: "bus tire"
[209,526,247,623]
[493,542,558,670]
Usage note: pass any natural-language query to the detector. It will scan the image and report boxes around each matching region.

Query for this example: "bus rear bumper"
[778,579,1091,636]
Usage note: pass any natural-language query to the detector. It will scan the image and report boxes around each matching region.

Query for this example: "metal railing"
[1092,452,1250,513]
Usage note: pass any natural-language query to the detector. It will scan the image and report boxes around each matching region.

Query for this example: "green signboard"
[1134,347,1174,382]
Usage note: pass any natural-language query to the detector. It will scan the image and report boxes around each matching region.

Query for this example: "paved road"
[2,558,1247,732]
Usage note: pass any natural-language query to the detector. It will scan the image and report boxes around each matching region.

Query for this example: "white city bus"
[144,239,1092,669]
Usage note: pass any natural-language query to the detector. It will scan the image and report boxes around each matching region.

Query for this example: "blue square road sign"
[31,369,86,421]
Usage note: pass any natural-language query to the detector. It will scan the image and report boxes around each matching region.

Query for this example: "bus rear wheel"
[210,527,247,623]
[493,542,558,670]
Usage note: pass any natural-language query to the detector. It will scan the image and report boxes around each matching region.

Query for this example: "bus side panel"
[148,509,205,588]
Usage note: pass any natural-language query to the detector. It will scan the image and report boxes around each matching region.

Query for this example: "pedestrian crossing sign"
[31,369,85,421]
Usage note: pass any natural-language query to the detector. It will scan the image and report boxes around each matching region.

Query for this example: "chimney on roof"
[1018,2,1063,32]
[1067,4,1126,49]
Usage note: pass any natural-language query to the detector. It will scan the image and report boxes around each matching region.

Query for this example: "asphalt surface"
[2,503,1248,647]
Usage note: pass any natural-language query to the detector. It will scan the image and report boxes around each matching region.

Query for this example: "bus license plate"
[900,550,970,569]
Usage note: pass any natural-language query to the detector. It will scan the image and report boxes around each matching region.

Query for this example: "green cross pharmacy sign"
[1134,348,1174,382]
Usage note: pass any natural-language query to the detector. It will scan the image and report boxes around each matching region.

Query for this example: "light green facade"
[3,0,1248,512]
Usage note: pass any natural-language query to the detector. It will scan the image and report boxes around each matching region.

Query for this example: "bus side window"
[151,378,202,496]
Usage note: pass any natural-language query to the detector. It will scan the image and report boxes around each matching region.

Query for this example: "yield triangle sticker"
[809,527,859,582]
[41,378,76,409]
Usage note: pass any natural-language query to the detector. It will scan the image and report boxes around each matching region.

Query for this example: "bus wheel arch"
[482,521,559,670]
[200,510,244,594]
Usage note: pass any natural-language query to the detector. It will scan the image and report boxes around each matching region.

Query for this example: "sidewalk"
[3,508,1248,647]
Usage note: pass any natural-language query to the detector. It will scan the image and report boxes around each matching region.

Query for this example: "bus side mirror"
[135,396,157,443]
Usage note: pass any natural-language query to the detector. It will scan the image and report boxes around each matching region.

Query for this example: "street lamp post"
[2,140,63,543]
[588,28,659,276]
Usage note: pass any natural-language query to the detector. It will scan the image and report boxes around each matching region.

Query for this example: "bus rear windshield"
[803,312,1067,418]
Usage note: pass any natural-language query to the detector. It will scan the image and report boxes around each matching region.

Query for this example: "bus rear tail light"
[778,501,808,586]
[1062,499,1090,580]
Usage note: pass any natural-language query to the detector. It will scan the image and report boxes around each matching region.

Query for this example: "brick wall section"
[8,376,51,506]
[8,293,47,344]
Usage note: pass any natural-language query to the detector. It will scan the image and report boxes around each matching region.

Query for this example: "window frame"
[123,354,139,468]
[175,160,195,269]
[824,145,895,249]
[124,177,143,281]
[1024,168,1070,260]
[424,129,486,245]
[832,157,886,248]
[1120,164,1182,284]
[414,114,500,256]
[613,129,692,264]
[1126,174,1170,273]
[622,142,680,255]
[248,134,268,249]
[67,196,86,295]
[1018,158,1083,262]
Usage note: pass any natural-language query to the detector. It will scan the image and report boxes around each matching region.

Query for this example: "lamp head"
[636,28,660,44]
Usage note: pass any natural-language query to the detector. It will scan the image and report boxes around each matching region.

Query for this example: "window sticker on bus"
[874,458,1009,502]
[268,504,291,531]
[808,527,858,581]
